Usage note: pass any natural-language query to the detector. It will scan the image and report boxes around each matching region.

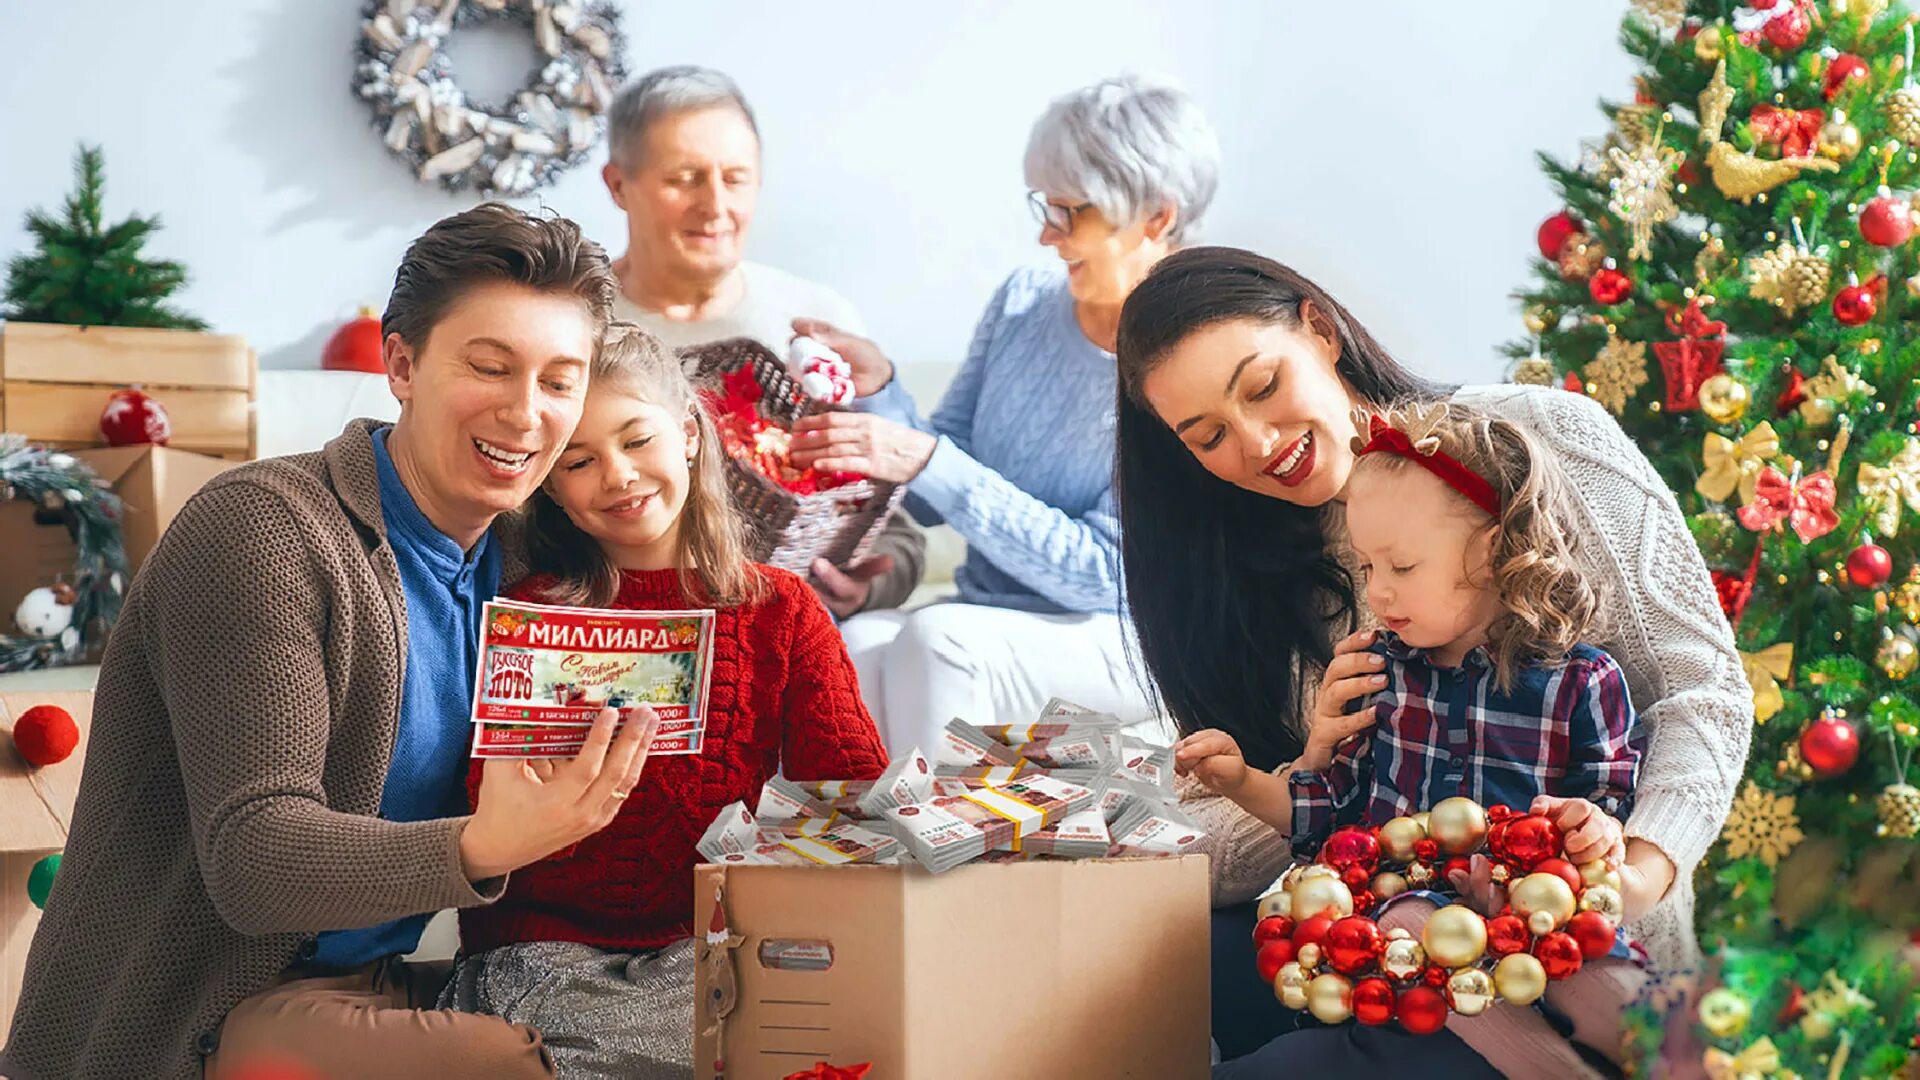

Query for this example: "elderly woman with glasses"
[789,73,1220,752]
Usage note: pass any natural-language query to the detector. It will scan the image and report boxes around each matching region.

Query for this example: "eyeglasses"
[1027,191,1093,233]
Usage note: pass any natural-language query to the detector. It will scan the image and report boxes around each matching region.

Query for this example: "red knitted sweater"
[458,565,888,953]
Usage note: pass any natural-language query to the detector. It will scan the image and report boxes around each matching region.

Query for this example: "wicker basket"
[681,337,905,575]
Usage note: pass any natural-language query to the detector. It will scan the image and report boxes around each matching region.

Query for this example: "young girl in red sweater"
[442,322,888,1079]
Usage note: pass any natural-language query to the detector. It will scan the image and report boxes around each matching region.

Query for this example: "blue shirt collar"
[1376,629,1492,672]
[370,426,491,584]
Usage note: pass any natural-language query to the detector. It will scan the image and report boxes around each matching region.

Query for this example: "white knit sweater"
[1180,384,1755,974]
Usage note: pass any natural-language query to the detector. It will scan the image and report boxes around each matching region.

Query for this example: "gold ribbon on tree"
[1702,1036,1780,1080]
[1741,642,1794,724]
[1697,422,1781,505]
[1856,438,1920,536]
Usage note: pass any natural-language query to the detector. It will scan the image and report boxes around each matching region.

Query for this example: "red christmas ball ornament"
[1826,53,1871,100]
[1846,541,1894,588]
[1567,910,1618,961]
[1324,915,1386,975]
[1536,212,1584,261]
[1486,914,1531,957]
[322,307,387,374]
[11,704,79,767]
[1834,279,1878,325]
[1589,266,1633,305]
[1256,938,1297,982]
[1413,838,1440,863]
[1861,192,1914,247]
[1398,985,1449,1035]
[1496,814,1562,870]
[1798,713,1861,777]
[1340,865,1373,892]
[1352,977,1397,1026]
[1534,932,1585,980]
[1486,804,1515,823]
[1534,858,1584,895]
[1253,915,1295,948]
[1349,889,1378,916]
[1292,914,1334,951]
[1322,825,1382,874]
[1422,965,1450,988]
[98,388,172,447]
[1764,4,1811,49]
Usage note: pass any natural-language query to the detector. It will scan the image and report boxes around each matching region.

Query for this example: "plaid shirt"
[1288,633,1641,852]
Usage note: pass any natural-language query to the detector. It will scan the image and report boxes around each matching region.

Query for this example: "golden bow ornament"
[1702,1036,1780,1080]
[1697,422,1781,505]
[1741,642,1794,724]
[1856,438,1920,536]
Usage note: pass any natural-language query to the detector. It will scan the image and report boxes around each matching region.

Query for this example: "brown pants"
[205,957,555,1080]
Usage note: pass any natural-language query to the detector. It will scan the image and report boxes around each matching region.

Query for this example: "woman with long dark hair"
[1112,248,1752,1073]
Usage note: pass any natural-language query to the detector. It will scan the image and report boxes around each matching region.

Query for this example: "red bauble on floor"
[11,704,79,767]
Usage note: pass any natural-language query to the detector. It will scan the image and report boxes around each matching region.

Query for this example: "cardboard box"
[0,691,93,1032]
[694,856,1211,1080]
[70,445,238,578]
[0,321,257,461]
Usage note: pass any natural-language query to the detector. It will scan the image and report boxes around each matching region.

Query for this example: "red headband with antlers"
[1354,413,1502,518]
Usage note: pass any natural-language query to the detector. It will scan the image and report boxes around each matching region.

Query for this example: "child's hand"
[1300,630,1388,772]
[1173,729,1250,795]
[1446,853,1509,917]
[1531,795,1626,867]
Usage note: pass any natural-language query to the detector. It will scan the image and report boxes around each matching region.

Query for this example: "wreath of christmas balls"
[354,0,628,195]
[1250,797,1627,1032]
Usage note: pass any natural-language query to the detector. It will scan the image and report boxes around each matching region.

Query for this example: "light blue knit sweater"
[858,262,1119,615]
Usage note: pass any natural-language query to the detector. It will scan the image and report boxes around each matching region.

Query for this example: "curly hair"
[1350,400,1601,692]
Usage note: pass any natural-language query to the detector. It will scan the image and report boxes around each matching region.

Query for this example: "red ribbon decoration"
[1749,104,1825,158]
[1652,299,1728,412]
[1735,466,1839,542]
[1712,544,1765,626]
[1357,415,1502,518]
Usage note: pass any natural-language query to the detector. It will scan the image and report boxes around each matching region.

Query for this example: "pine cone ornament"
[1749,242,1831,312]
[1887,86,1920,145]
[1511,356,1556,386]
[1878,783,1920,839]
[1789,252,1832,309]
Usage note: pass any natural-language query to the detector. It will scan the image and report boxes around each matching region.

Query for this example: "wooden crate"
[0,322,257,461]
[0,691,93,1033]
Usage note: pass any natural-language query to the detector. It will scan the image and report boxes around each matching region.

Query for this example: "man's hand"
[810,554,896,618]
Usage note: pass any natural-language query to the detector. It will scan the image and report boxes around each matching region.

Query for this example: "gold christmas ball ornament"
[1307,972,1355,1024]
[1371,871,1409,900]
[1380,936,1427,981]
[1297,864,1340,882]
[1510,872,1579,933]
[1445,967,1496,1017]
[1412,811,1431,832]
[1256,891,1293,921]
[1493,952,1550,1006]
[1889,86,1920,146]
[1817,119,1864,162]
[1876,634,1918,680]
[1275,961,1311,1010]
[1698,987,1752,1039]
[1577,859,1623,892]
[1407,862,1436,887]
[1697,373,1750,424]
[1378,816,1427,862]
[1877,783,1920,838]
[1578,883,1627,922]
[1423,904,1490,967]
[1291,875,1355,922]
[1428,797,1490,855]
[1297,943,1323,972]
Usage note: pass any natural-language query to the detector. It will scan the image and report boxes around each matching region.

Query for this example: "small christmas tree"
[3,144,206,330]
[1506,1,1920,1074]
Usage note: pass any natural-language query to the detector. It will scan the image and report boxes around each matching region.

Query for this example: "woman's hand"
[1173,729,1252,795]
[1299,629,1388,772]
[459,706,659,881]
[790,412,937,483]
[1530,795,1625,867]
[1447,853,1509,917]
[791,318,894,398]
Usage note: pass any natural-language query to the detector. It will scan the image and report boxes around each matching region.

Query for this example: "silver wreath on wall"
[355,0,628,196]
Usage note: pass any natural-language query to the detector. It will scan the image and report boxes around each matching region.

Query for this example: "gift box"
[680,338,904,576]
[693,855,1211,1079]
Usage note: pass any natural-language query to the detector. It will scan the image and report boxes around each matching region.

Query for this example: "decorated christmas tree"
[1506,1,1920,1073]
[3,144,206,330]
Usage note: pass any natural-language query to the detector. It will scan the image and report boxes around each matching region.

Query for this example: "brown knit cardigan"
[1,419,516,1080]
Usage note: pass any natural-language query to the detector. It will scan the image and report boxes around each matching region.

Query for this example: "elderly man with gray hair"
[788,74,1222,753]
[599,64,926,621]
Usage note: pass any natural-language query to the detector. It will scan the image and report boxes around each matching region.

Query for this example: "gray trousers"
[440,938,697,1080]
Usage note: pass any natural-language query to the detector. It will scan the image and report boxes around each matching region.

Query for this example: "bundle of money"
[699,808,898,866]
[932,720,1022,768]
[1018,807,1111,858]
[1108,797,1207,857]
[882,773,1094,872]
[696,801,763,861]
[792,748,937,818]
[1114,737,1175,793]
[977,718,1121,770]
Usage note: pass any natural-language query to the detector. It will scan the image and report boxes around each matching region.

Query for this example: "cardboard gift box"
[0,691,92,1032]
[0,445,235,637]
[693,855,1211,1080]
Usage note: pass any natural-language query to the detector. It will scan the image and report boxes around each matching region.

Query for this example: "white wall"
[1,2,1635,384]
